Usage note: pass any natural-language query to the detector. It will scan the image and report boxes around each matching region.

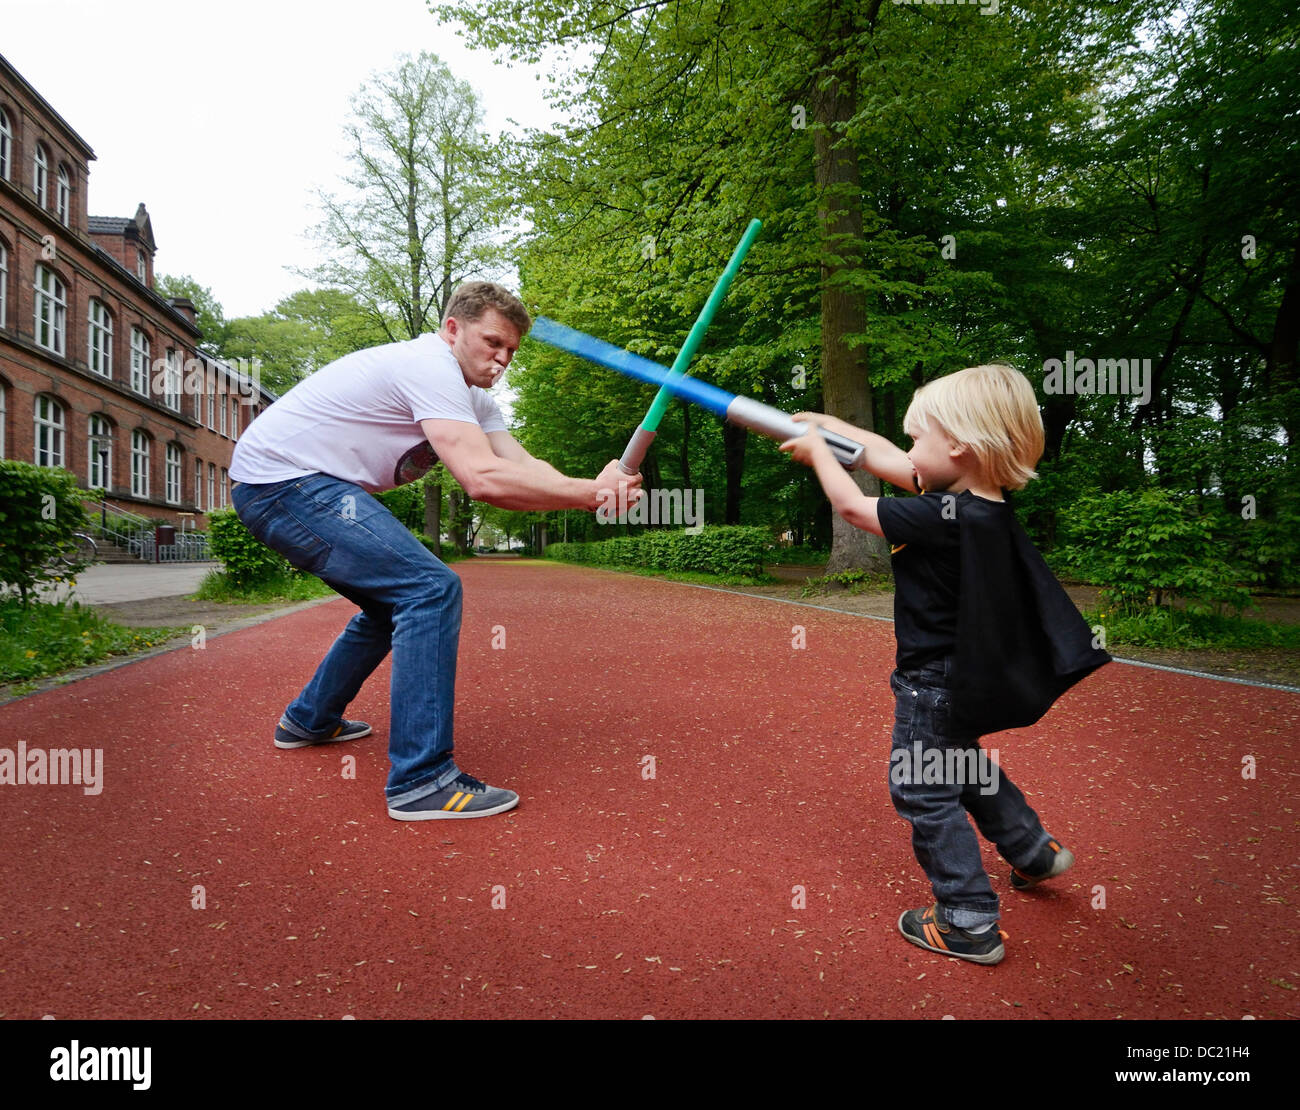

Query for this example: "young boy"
[780,364,1109,965]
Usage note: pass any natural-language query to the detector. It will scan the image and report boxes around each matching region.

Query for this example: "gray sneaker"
[274,717,372,749]
[1010,837,1075,891]
[388,773,519,821]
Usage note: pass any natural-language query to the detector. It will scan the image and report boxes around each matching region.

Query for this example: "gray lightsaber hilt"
[725,396,867,469]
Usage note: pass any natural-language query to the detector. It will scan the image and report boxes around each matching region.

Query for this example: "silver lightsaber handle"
[725,396,867,470]
[618,426,657,475]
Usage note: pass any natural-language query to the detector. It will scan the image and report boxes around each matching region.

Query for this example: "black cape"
[950,493,1111,734]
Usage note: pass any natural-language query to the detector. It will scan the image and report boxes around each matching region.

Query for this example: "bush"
[416,535,467,563]
[0,461,90,604]
[1056,488,1251,617]
[205,508,291,588]
[546,525,770,578]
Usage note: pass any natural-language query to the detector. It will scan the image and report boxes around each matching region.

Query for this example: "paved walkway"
[1,560,1296,1020]
[51,562,215,604]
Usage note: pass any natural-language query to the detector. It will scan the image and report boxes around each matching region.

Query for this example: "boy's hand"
[779,423,833,467]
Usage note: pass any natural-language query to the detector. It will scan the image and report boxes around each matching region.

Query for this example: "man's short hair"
[903,363,1045,491]
[443,282,532,336]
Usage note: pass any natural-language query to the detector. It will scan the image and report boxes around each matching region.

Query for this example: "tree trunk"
[813,1,888,573]
[423,478,442,545]
[723,421,747,525]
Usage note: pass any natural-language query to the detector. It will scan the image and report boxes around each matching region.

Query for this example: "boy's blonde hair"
[903,363,1045,491]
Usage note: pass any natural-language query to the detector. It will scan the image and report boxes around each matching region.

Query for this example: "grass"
[799,568,893,597]
[191,570,338,604]
[768,547,830,567]
[0,597,188,684]
[1085,606,1300,652]
[531,558,774,588]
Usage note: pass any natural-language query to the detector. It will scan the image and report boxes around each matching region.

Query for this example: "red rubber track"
[1,561,1296,1019]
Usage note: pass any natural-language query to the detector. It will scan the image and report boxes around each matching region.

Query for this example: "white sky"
[4,0,572,318]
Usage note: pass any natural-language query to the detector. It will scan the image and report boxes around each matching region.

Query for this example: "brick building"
[0,52,272,531]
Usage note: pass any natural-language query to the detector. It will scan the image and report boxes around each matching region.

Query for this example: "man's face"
[443,308,521,389]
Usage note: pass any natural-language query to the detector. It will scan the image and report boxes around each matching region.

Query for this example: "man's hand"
[592,459,644,514]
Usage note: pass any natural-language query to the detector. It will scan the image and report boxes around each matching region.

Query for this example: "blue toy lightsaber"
[530,317,867,470]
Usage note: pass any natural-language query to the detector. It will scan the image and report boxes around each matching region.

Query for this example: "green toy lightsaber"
[617,218,763,474]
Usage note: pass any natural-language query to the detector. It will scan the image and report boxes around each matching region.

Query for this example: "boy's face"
[906,421,965,493]
[443,308,521,389]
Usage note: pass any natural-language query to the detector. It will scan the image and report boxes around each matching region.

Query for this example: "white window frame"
[207,462,216,510]
[195,458,203,511]
[131,431,150,498]
[164,348,182,410]
[166,443,181,504]
[56,164,71,226]
[0,382,6,458]
[207,385,215,430]
[231,397,241,439]
[33,265,66,355]
[0,108,11,182]
[131,327,150,396]
[136,249,147,284]
[88,299,112,377]
[88,415,112,490]
[34,394,64,468]
[0,241,7,329]
[219,377,228,436]
[33,143,48,208]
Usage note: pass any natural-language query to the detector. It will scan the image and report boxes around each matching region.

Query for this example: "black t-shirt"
[875,490,964,670]
[877,489,1111,734]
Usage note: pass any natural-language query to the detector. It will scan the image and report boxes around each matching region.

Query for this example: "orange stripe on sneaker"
[442,792,464,811]
[924,923,949,951]
[454,793,473,812]
[1049,839,1060,852]
[331,725,343,738]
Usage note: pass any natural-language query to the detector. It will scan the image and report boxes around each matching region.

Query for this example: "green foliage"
[191,570,336,604]
[155,273,232,356]
[416,535,468,563]
[0,462,90,604]
[546,525,770,578]
[1057,488,1251,616]
[204,508,291,589]
[0,598,185,683]
[800,568,892,597]
[1082,606,1300,653]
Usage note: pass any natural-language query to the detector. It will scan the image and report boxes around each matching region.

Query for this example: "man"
[229,282,641,821]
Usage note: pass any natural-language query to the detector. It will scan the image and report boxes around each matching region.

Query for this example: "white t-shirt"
[229,332,507,492]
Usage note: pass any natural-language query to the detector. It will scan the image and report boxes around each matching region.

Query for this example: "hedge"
[545,525,769,578]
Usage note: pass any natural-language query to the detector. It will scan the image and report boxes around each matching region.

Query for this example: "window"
[164,348,181,410]
[192,366,203,420]
[34,395,64,468]
[166,444,181,504]
[219,379,227,436]
[207,385,215,430]
[136,250,147,284]
[131,328,150,395]
[33,144,48,208]
[0,382,6,457]
[88,300,112,377]
[0,241,7,329]
[195,458,203,511]
[33,266,66,354]
[231,397,241,439]
[131,431,150,497]
[220,468,229,508]
[56,165,71,226]
[0,108,10,181]
[207,462,216,510]
[88,415,112,489]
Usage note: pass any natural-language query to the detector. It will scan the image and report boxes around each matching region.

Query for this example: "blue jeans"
[231,474,463,805]
[888,658,1051,928]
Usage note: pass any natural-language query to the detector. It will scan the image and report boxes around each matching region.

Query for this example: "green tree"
[302,52,509,342]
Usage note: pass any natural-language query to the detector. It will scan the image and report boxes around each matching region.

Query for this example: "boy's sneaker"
[897,904,1006,965]
[274,717,372,749]
[387,773,519,821]
[1010,838,1075,891]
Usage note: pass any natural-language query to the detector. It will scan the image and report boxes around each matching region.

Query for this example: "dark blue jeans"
[231,474,463,805]
[888,658,1052,928]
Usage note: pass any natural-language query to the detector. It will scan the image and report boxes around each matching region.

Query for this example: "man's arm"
[792,412,917,493]
[422,418,640,511]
